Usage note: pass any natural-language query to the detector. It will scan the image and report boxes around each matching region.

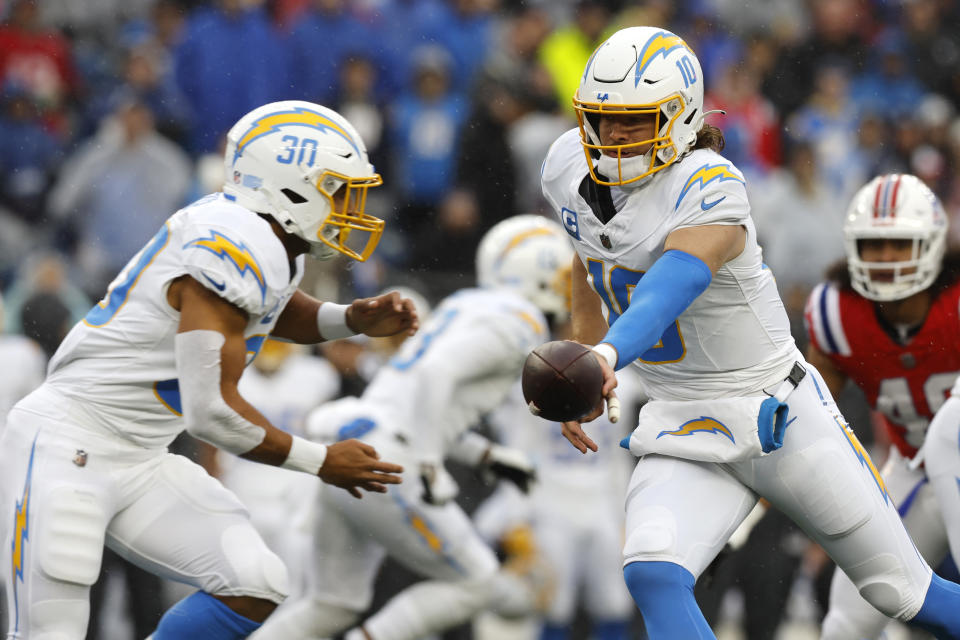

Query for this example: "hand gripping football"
[522,340,603,422]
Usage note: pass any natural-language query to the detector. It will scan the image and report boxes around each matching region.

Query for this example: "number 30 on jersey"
[586,258,685,365]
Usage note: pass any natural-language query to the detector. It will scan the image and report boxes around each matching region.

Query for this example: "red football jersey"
[805,280,960,458]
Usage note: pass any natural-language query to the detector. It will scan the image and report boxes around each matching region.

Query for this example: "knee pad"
[217,524,289,604]
[37,487,106,585]
[845,553,916,619]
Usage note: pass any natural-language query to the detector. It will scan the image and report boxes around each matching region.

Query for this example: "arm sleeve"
[600,250,712,370]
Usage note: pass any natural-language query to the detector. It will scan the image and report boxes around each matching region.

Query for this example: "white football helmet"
[223,100,384,261]
[844,174,947,301]
[575,26,705,186]
[476,215,574,319]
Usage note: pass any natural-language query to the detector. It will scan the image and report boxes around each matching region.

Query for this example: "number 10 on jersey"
[586,258,686,365]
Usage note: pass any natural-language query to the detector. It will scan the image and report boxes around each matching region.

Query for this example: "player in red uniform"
[806,174,960,639]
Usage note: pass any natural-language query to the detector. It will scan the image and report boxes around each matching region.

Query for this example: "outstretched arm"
[272,289,419,344]
[169,275,403,497]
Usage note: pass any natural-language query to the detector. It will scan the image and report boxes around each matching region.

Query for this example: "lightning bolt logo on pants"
[11,433,39,633]
[657,417,735,444]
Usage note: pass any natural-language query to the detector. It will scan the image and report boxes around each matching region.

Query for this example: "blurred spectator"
[414,0,498,95]
[19,289,72,359]
[0,80,63,220]
[0,0,78,137]
[48,98,191,294]
[173,0,288,153]
[786,63,865,200]
[538,0,610,116]
[764,0,869,119]
[483,6,556,114]
[287,0,374,105]
[455,71,531,232]
[848,30,927,121]
[407,188,483,294]
[1,251,90,335]
[704,61,781,178]
[389,45,467,238]
[115,41,192,144]
[335,54,388,175]
[752,142,846,333]
[901,0,960,103]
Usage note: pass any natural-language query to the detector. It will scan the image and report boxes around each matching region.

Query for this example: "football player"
[250,215,572,640]
[540,26,960,639]
[807,174,960,638]
[0,101,417,640]
[215,338,342,599]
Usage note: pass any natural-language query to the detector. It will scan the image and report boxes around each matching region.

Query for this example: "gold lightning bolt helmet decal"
[232,106,360,165]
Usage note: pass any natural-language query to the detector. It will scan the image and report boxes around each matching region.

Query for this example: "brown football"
[522,340,604,422]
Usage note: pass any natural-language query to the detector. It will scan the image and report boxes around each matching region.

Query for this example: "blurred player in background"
[807,174,960,639]
[213,338,341,599]
[0,100,417,640]
[0,291,46,433]
[473,366,642,640]
[252,214,572,640]
[541,26,960,639]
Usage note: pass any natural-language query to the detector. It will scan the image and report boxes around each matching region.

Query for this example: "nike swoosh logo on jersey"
[701,195,726,210]
[201,272,226,291]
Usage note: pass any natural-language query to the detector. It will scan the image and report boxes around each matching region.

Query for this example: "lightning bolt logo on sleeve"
[184,230,267,303]
[635,31,692,87]
[10,434,38,634]
[232,106,360,165]
[657,416,735,443]
[674,163,745,210]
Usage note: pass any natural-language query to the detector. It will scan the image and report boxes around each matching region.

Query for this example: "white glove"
[482,444,537,494]
[419,462,459,505]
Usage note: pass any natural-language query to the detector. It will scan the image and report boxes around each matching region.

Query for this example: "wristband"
[282,435,328,475]
[592,343,618,369]
[316,302,356,340]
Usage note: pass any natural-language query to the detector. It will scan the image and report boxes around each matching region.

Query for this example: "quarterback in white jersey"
[539,26,960,639]
[0,101,416,640]
[252,216,572,640]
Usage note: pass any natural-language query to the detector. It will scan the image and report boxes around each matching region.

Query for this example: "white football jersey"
[542,129,798,400]
[26,193,305,449]
[362,288,549,462]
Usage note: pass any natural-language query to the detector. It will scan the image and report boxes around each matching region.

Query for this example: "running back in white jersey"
[541,128,797,400]
[34,193,305,449]
[362,287,549,462]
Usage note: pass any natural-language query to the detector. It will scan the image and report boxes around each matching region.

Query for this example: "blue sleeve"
[601,250,712,370]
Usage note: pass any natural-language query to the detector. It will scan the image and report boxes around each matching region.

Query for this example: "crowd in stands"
[1,0,959,333]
